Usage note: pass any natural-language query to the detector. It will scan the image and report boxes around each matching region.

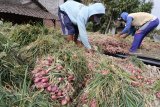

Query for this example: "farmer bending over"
[116,12,159,54]
[58,0,105,53]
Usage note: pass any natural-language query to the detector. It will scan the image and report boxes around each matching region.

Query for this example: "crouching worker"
[58,0,105,53]
[116,12,159,54]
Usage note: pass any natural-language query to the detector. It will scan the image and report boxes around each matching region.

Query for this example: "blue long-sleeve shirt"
[121,16,133,34]
[59,0,105,49]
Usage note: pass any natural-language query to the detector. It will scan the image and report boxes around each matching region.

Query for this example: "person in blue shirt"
[58,0,105,52]
[116,12,159,54]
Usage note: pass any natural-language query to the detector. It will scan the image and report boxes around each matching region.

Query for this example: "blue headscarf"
[120,12,128,21]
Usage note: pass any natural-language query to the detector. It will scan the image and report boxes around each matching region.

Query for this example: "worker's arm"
[120,16,133,35]
[116,17,134,38]
[120,26,136,38]
[77,16,92,49]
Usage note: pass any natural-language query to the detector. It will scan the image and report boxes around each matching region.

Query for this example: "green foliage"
[0,33,26,85]
[134,2,153,13]
[153,80,160,92]
[19,34,64,66]
[0,68,60,107]
[84,73,144,107]
[10,24,50,47]
[60,49,88,77]
[0,23,63,85]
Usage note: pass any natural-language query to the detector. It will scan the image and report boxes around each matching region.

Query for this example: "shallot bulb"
[61,98,68,105]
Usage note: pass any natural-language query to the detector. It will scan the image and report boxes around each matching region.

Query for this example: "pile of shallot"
[31,56,75,105]
[90,36,130,54]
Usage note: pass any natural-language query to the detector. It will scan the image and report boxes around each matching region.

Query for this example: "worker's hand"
[76,40,83,48]
[120,34,128,39]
